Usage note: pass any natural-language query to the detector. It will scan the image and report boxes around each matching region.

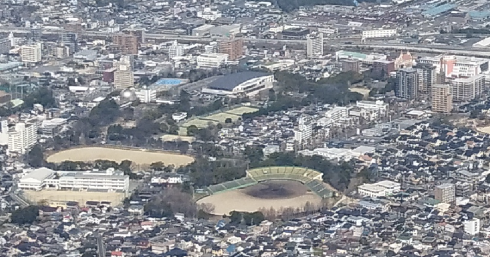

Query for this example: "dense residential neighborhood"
[1,0,490,255]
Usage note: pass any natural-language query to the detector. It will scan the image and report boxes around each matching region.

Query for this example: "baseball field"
[46,147,195,166]
[197,180,322,215]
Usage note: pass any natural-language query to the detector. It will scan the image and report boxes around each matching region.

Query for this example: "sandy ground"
[24,190,125,207]
[197,182,322,215]
[46,147,194,166]
[476,126,490,134]
[161,134,195,143]
[349,87,370,98]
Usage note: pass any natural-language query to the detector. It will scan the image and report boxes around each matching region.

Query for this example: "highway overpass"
[2,27,490,57]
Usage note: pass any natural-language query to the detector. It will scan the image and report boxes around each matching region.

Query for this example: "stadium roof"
[207,72,270,91]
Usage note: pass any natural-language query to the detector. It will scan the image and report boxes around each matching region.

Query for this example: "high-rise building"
[21,43,42,63]
[114,56,134,89]
[306,32,323,58]
[434,183,455,203]
[294,116,313,144]
[414,63,437,94]
[0,37,11,54]
[395,68,418,100]
[112,34,138,55]
[341,59,360,73]
[450,74,485,102]
[218,38,243,61]
[431,84,452,113]
[464,218,481,235]
[7,121,38,154]
[60,32,78,55]
[168,40,184,59]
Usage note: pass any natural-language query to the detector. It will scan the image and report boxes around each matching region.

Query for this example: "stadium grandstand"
[205,166,333,198]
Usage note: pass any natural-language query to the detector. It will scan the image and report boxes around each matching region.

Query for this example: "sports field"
[197,180,322,215]
[179,106,258,135]
[46,147,194,166]
[24,190,125,207]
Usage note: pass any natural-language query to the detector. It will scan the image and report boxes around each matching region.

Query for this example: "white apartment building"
[294,116,313,144]
[114,56,134,89]
[362,29,397,39]
[19,167,130,192]
[306,32,323,58]
[197,53,228,68]
[325,106,351,123]
[21,43,42,63]
[168,40,184,58]
[358,180,401,198]
[464,218,481,235]
[7,121,38,154]
[450,74,485,101]
[356,100,389,120]
[135,88,156,103]
[151,174,184,184]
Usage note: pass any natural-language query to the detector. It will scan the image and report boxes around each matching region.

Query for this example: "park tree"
[187,125,199,136]
[225,118,232,124]
[23,87,57,109]
[150,161,165,171]
[27,144,44,168]
[11,206,39,225]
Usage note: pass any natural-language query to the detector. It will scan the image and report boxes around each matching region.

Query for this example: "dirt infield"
[197,180,321,215]
[24,190,125,207]
[243,181,307,199]
[46,147,194,166]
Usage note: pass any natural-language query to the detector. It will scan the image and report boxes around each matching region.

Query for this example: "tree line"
[243,71,363,119]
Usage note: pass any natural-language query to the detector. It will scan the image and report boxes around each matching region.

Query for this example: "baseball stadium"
[197,166,334,215]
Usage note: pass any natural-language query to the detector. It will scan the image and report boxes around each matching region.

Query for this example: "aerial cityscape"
[0,0,490,256]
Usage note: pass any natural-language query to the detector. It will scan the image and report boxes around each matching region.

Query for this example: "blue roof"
[422,3,456,16]
[207,72,270,91]
[468,11,490,19]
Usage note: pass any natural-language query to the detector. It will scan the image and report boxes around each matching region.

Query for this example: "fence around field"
[205,166,333,199]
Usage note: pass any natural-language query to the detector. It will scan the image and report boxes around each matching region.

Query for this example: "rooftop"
[207,71,270,91]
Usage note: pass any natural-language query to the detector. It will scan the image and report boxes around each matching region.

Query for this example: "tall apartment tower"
[434,183,455,203]
[218,38,243,61]
[306,32,323,58]
[294,116,313,145]
[395,68,419,100]
[7,121,38,154]
[114,56,134,89]
[431,84,453,113]
[414,63,437,95]
[450,74,485,102]
[168,40,184,58]
[112,34,139,55]
[20,43,42,63]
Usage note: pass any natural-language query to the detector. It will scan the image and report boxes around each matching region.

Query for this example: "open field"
[24,190,125,207]
[179,106,259,135]
[46,147,194,166]
[197,180,322,215]
[476,125,490,134]
[349,87,370,98]
[161,134,195,143]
